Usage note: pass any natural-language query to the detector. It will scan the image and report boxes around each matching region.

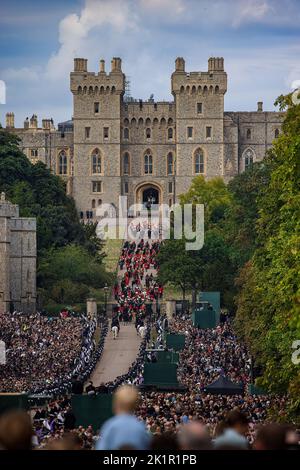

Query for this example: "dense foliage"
[0,129,110,307]
[158,95,300,418]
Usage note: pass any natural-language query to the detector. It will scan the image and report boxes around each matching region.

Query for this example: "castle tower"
[0,193,36,314]
[5,112,15,128]
[172,57,227,192]
[70,57,125,218]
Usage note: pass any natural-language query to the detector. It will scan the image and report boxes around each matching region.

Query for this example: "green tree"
[235,93,300,421]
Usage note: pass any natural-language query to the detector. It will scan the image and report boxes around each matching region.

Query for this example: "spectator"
[214,410,249,449]
[96,385,150,450]
[0,410,33,450]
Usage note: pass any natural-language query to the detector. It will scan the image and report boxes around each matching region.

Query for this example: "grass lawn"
[163,283,192,301]
[102,238,123,273]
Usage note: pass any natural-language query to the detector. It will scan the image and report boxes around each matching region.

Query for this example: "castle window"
[244,148,254,170]
[187,126,193,139]
[167,152,174,175]
[194,148,205,174]
[206,126,212,138]
[275,128,280,138]
[85,127,90,139]
[246,128,251,139]
[123,152,130,175]
[168,181,173,193]
[144,151,153,175]
[103,127,109,139]
[30,149,38,158]
[92,181,102,193]
[61,132,65,139]
[146,128,151,139]
[92,199,96,209]
[168,127,173,139]
[58,150,68,175]
[124,182,129,194]
[98,199,102,206]
[92,149,102,174]
[94,102,99,114]
[197,102,203,114]
[124,127,129,139]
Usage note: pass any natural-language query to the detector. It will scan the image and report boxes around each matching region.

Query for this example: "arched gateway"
[135,183,162,209]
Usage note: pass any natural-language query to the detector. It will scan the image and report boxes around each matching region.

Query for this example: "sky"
[0,0,300,127]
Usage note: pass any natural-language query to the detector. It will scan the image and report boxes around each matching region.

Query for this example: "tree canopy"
[0,129,110,308]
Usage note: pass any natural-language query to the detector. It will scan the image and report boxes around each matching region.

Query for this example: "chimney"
[5,112,15,128]
[29,114,38,129]
[175,57,185,72]
[74,58,88,72]
[257,101,263,112]
[208,57,224,72]
[99,59,105,73]
[111,57,122,73]
[42,119,53,130]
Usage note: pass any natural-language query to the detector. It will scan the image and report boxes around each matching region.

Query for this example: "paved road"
[89,323,141,386]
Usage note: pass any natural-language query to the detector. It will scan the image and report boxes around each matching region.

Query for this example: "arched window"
[244,148,254,170]
[123,152,130,175]
[92,199,96,209]
[92,149,102,174]
[274,128,280,138]
[146,128,151,139]
[194,148,205,174]
[58,150,68,175]
[98,199,102,206]
[168,127,173,139]
[144,151,153,174]
[246,128,252,139]
[167,152,174,175]
[124,127,129,139]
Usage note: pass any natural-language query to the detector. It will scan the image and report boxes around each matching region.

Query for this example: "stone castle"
[5,57,284,219]
[0,193,36,313]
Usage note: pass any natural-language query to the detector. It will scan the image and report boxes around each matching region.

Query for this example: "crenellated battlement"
[70,57,125,95]
[172,57,227,95]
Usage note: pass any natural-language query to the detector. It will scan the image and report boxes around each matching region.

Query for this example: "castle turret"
[29,114,38,129]
[74,58,88,72]
[70,57,125,218]
[175,57,185,72]
[257,101,263,112]
[5,112,15,128]
[42,118,54,130]
[208,57,224,72]
[172,57,227,184]
[111,57,122,73]
[99,59,105,73]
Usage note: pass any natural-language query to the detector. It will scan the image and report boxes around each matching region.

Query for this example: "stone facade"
[0,193,36,313]
[5,57,284,220]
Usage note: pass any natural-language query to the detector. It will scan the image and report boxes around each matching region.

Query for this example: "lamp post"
[103,283,109,317]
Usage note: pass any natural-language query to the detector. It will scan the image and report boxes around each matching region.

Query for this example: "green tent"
[248,384,267,395]
[166,333,185,351]
[143,363,178,387]
[156,350,179,364]
[199,292,220,324]
[192,306,217,328]
[0,394,29,415]
[71,394,113,431]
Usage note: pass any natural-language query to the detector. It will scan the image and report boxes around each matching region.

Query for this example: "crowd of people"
[112,239,162,324]
[0,385,298,451]
[0,311,100,394]
[0,232,298,451]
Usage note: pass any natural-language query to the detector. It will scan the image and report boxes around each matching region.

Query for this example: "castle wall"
[0,196,36,314]
[4,56,285,219]
[10,218,37,313]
